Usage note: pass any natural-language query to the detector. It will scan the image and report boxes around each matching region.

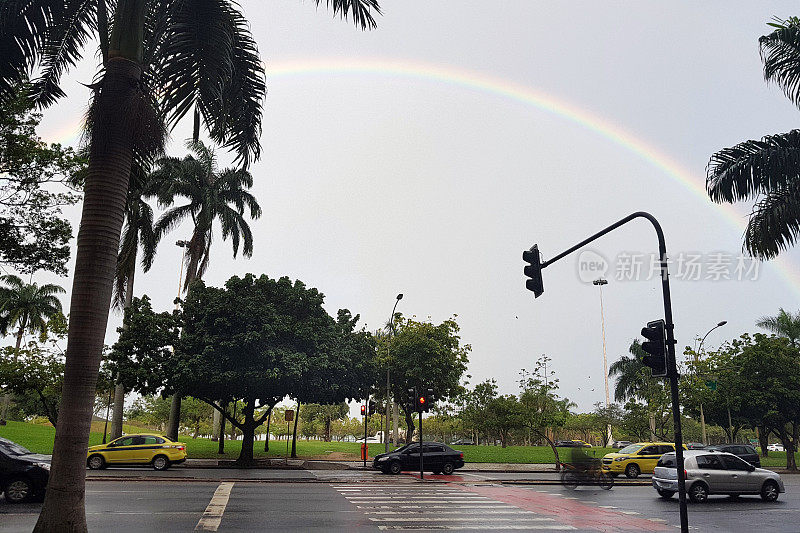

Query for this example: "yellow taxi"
[601,442,686,478]
[87,433,187,471]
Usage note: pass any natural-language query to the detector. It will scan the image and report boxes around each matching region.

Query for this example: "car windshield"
[618,444,644,454]
[0,439,33,456]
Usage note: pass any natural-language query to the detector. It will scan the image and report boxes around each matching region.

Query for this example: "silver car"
[652,450,785,503]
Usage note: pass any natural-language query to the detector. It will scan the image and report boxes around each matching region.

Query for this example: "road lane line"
[194,482,234,531]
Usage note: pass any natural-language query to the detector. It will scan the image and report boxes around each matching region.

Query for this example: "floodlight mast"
[524,211,688,533]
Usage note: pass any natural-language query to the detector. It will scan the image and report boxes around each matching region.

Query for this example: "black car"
[373,442,465,475]
[0,438,50,503]
[706,444,761,467]
[555,440,592,448]
[450,438,475,446]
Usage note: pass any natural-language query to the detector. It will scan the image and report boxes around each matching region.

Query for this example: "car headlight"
[377,456,389,461]
[35,462,51,471]
[614,456,628,462]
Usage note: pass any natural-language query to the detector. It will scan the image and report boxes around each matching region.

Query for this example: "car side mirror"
[748,465,756,472]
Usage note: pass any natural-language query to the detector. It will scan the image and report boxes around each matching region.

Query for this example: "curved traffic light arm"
[524,211,688,533]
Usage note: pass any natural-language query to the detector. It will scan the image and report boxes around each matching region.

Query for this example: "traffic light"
[416,389,434,412]
[360,404,366,416]
[640,319,668,377]
[523,245,544,297]
[368,400,376,416]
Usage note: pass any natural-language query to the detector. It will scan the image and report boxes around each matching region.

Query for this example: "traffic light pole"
[530,211,688,533]
[363,403,368,468]
[419,410,424,480]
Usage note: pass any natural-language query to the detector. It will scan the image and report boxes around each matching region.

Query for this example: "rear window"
[657,455,676,468]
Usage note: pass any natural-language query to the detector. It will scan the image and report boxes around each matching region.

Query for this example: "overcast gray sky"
[30,1,800,411]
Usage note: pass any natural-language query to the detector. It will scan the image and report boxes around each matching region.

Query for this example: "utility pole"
[385,293,403,453]
[697,321,727,446]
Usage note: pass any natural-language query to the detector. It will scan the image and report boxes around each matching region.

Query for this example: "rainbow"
[41,56,800,296]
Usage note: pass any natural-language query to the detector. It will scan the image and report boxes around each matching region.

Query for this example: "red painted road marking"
[456,484,671,532]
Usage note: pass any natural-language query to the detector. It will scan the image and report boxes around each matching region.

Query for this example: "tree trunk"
[325,418,331,442]
[404,410,415,444]
[111,269,135,440]
[218,403,226,454]
[167,394,181,441]
[291,401,300,458]
[264,410,271,452]
[758,425,769,458]
[534,429,561,472]
[0,325,25,422]
[212,409,221,441]
[33,15,145,527]
[648,410,656,441]
[236,402,256,464]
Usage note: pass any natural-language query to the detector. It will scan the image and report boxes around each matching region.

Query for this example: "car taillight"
[460,452,464,459]
[684,469,688,478]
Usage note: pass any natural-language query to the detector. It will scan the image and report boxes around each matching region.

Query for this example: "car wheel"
[389,461,402,475]
[689,482,709,503]
[761,481,780,502]
[441,462,455,475]
[152,455,170,471]
[624,463,640,479]
[598,471,614,490]
[87,454,106,470]
[657,489,675,499]
[4,477,33,503]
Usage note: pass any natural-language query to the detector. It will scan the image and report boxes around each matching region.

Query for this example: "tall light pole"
[592,278,612,444]
[386,293,403,453]
[697,320,727,445]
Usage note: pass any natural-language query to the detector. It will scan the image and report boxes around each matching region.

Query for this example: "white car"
[767,443,784,452]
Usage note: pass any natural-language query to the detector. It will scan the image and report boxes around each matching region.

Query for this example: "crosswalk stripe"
[194,482,234,532]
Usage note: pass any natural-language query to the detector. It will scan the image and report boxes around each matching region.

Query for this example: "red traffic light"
[360,405,366,415]
[419,397,426,404]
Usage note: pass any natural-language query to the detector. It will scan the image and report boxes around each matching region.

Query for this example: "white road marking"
[620,511,640,515]
[364,510,537,515]
[357,505,516,510]
[377,525,576,530]
[370,517,556,522]
[194,482,234,531]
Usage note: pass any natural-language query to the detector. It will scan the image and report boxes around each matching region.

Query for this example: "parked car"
[87,433,187,471]
[611,440,632,449]
[686,442,706,450]
[767,443,785,452]
[450,438,475,446]
[602,442,685,478]
[0,437,50,503]
[555,440,592,448]
[705,444,760,468]
[652,450,784,502]
[373,442,465,475]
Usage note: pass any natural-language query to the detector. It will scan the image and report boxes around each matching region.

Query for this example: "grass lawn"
[3,420,799,466]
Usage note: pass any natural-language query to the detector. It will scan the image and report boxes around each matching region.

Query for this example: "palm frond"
[313,0,382,30]
[707,130,800,203]
[29,0,98,107]
[760,18,800,108]
[744,186,800,259]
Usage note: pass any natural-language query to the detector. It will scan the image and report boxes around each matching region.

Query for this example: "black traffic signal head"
[368,400,376,416]
[523,245,544,297]
[640,319,667,377]
[360,404,366,416]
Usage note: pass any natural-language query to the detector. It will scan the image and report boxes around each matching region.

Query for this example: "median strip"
[194,482,234,531]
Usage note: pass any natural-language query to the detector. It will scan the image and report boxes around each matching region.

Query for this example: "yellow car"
[602,442,685,478]
[87,433,187,471]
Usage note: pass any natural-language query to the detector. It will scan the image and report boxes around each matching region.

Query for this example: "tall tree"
[756,307,800,346]
[147,140,262,440]
[707,17,800,258]
[2,2,380,529]
[608,340,669,440]
[0,274,65,352]
[382,316,470,443]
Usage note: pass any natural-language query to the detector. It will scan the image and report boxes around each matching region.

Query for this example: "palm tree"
[110,165,159,439]
[0,274,64,422]
[756,308,800,346]
[608,340,661,440]
[707,17,800,259]
[149,140,262,440]
[3,2,380,529]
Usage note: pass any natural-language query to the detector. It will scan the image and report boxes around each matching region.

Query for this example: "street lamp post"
[697,321,727,446]
[386,293,403,453]
[592,278,613,445]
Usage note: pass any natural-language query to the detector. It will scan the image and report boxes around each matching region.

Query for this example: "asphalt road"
[1,470,798,532]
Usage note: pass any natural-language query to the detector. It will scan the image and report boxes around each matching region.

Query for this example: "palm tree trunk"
[33,3,145,530]
[111,268,135,440]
